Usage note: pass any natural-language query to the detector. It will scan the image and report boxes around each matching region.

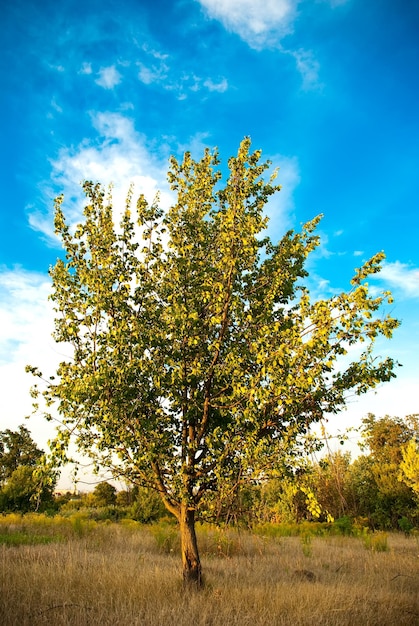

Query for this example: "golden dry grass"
[1,517,418,625]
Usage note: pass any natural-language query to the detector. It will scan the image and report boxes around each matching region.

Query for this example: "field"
[1,514,418,625]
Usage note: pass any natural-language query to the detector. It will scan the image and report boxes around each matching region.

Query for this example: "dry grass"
[1,516,418,625]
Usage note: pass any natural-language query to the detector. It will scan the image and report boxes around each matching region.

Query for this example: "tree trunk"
[179,503,202,587]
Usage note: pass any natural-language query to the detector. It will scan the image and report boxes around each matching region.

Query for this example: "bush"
[398,516,414,536]
[333,516,354,536]
[129,488,167,523]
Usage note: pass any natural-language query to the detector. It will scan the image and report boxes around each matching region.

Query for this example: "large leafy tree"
[29,139,399,584]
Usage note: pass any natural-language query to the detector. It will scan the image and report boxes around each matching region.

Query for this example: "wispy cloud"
[95,65,122,89]
[137,49,228,97]
[203,77,228,92]
[138,61,169,85]
[287,48,322,91]
[371,261,419,299]
[79,62,93,75]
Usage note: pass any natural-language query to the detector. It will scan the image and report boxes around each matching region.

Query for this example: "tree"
[0,425,55,512]
[355,414,418,527]
[360,414,415,465]
[92,481,117,506]
[399,439,419,498]
[0,425,43,485]
[0,465,55,512]
[310,451,353,521]
[28,138,399,585]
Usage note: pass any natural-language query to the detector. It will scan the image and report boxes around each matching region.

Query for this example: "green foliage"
[0,531,56,546]
[0,465,55,513]
[398,516,414,536]
[247,415,418,532]
[360,413,416,464]
[29,139,399,535]
[129,487,167,523]
[0,425,43,485]
[332,515,354,536]
[352,415,418,528]
[92,481,117,506]
[0,426,56,513]
[0,512,97,543]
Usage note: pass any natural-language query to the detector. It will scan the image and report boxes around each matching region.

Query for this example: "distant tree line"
[1,414,418,532]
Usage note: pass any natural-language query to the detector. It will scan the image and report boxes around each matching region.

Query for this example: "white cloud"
[0,267,58,445]
[28,112,173,244]
[95,65,122,89]
[197,1,325,89]
[79,62,92,75]
[197,0,298,48]
[0,268,53,365]
[371,261,419,299]
[0,266,96,489]
[138,62,169,85]
[203,77,228,92]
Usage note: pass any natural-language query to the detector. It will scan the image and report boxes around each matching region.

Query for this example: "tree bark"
[179,503,202,587]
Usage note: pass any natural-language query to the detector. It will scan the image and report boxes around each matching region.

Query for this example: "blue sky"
[1,0,418,481]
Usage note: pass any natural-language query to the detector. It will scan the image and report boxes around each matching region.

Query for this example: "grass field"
[1,514,418,625]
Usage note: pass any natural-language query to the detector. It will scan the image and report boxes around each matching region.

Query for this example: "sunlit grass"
[1,515,418,625]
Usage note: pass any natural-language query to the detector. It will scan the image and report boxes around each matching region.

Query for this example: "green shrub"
[398,516,414,536]
[333,516,354,536]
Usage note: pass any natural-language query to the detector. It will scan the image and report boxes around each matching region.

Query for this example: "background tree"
[128,486,167,523]
[91,481,117,507]
[400,438,419,498]
[0,425,43,485]
[310,451,353,521]
[351,414,417,527]
[0,425,55,512]
[29,139,399,585]
[0,465,55,512]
